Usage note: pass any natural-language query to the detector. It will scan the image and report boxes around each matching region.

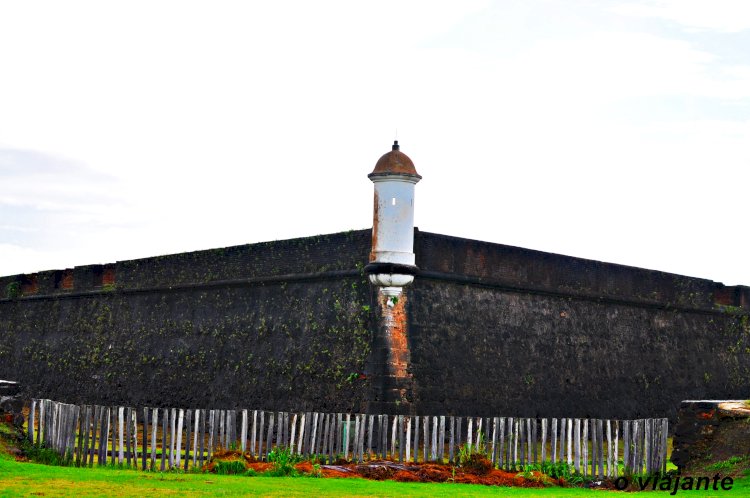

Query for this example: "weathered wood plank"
[142,408,149,471]
[101,407,111,466]
[367,415,374,460]
[192,410,200,467]
[341,413,352,460]
[329,413,337,463]
[360,413,366,462]
[559,417,566,465]
[29,400,36,444]
[207,410,215,460]
[81,406,91,466]
[597,419,604,479]
[422,416,429,463]
[332,413,340,458]
[351,414,360,462]
[266,412,275,460]
[573,418,581,472]
[319,412,327,457]
[605,419,611,477]
[152,408,160,469]
[622,420,630,475]
[508,417,515,470]
[89,406,99,466]
[289,413,298,455]
[71,405,81,462]
[75,405,84,466]
[389,415,397,460]
[118,407,125,465]
[175,409,184,469]
[217,409,224,451]
[661,419,669,474]
[430,416,437,462]
[439,416,446,462]
[303,411,311,456]
[257,411,265,459]
[310,412,319,457]
[498,417,505,470]
[170,408,177,468]
[322,413,330,463]
[527,418,533,466]
[629,420,636,474]
[240,410,247,454]
[456,417,463,456]
[184,409,192,471]
[323,412,330,458]
[613,420,619,478]
[582,419,588,477]
[551,417,557,465]
[160,408,167,471]
[515,418,521,470]
[37,400,44,446]
[250,410,257,457]
[402,416,410,463]
[394,415,401,462]
[126,407,133,467]
[519,417,525,468]
[590,419,598,478]
[357,413,364,461]
[236,410,242,453]
[449,416,455,464]
[133,409,139,466]
[199,409,206,467]
[413,414,420,463]
[474,417,482,453]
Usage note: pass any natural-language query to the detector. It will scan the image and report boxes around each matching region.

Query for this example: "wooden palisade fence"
[28,399,668,477]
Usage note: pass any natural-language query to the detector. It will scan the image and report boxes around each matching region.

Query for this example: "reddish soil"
[308,461,560,487]
[208,451,564,487]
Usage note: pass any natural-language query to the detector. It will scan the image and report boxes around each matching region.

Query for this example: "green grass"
[3,457,749,497]
[707,455,747,472]
[3,422,749,496]
[0,456,618,497]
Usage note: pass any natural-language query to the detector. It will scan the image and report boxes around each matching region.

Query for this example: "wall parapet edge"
[0,269,361,303]
[417,270,750,315]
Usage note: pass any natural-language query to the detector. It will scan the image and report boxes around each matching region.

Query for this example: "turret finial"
[392,140,399,151]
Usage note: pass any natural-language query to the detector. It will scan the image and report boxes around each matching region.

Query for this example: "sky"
[0,0,748,286]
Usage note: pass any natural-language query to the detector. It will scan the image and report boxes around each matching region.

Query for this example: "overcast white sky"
[1,0,748,286]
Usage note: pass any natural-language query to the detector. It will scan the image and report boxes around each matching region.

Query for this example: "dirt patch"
[307,460,555,487]
[201,453,569,487]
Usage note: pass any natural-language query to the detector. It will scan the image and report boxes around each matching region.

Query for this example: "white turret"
[365,141,421,303]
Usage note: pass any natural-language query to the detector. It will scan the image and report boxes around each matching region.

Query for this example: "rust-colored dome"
[369,141,422,179]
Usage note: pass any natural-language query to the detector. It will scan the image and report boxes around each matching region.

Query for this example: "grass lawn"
[3,457,750,497]
[3,422,749,497]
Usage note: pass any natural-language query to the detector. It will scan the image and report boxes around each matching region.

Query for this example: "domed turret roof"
[369,141,422,180]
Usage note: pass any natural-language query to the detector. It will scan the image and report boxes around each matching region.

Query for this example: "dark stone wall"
[1,228,748,421]
[671,400,750,471]
[406,279,749,420]
[407,231,750,421]
[0,230,376,411]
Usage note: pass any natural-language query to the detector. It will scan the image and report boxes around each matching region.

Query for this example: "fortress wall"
[1,228,747,420]
[0,230,376,411]
[407,232,750,421]
[0,230,372,296]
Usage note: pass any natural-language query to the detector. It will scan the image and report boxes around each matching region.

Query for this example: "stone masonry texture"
[0,229,748,422]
